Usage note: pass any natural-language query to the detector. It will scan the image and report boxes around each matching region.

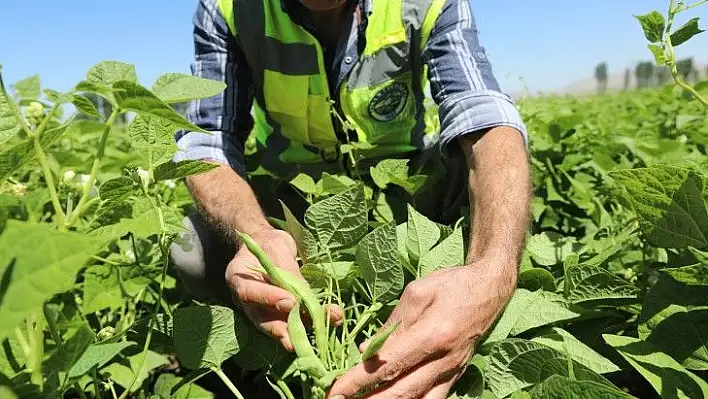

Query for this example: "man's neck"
[303,1,353,49]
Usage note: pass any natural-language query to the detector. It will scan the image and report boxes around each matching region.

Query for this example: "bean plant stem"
[45,305,88,398]
[213,368,246,399]
[665,0,708,107]
[66,109,120,227]
[117,188,169,399]
[344,303,382,347]
[276,379,296,399]
[33,133,65,227]
[92,367,103,399]
[678,0,708,12]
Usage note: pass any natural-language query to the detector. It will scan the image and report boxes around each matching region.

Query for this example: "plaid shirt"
[174,0,528,173]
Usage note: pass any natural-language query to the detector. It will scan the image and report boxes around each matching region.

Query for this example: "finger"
[328,322,439,398]
[421,377,457,399]
[231,277,297,312]
[360,357,457,399]
[325,304,344,327]
[243,306,294,352]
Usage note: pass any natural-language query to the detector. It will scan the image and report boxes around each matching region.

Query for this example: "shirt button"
[344,56,353,64]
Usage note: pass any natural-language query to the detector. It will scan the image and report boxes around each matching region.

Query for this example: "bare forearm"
[461,126,531,283]
[186,164,273,242]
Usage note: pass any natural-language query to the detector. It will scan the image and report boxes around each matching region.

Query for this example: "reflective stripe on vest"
[217,0,445,175]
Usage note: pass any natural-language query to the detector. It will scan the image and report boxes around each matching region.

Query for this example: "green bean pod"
[287,303,327,378]
[237,232,329,363]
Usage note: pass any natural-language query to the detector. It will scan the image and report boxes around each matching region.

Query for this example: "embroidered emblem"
[368,83,408,122]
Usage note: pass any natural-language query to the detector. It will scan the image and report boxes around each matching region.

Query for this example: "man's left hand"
[327,259,516,399]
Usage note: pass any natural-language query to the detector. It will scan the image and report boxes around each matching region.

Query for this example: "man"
[171,0,531,397]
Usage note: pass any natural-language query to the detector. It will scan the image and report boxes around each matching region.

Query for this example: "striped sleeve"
[423,0,528,149]
[173,0,254,175]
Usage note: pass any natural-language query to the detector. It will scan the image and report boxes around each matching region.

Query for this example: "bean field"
[0,3,707,399]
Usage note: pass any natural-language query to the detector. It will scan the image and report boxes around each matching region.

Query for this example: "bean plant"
[0,1,707,397]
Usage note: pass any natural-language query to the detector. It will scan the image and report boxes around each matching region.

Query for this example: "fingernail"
[331,396,345,399]
[276,298,295,312]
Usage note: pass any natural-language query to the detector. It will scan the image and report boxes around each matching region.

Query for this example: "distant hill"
[514,61,707,98]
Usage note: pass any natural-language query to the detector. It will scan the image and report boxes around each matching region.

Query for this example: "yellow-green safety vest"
[216,0,445,176]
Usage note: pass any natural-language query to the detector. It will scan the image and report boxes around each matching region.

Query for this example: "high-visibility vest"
[216,0,445,176]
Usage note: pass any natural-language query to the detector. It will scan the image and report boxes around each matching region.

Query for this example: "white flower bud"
[62,170,76,184]
[10,183,27,197]
[26,101,45,126]
[125,249,136,263]
[162,179,176,190]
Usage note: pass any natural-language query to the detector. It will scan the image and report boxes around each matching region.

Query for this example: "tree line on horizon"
[594,57,706,93]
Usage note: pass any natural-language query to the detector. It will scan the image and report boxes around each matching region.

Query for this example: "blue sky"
[1,1,706,95]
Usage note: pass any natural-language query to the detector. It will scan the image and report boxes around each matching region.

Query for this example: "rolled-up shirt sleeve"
[174,0,254,175]
[423,0,528,149]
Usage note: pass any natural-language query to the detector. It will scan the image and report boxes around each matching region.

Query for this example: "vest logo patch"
[368,83,408,122]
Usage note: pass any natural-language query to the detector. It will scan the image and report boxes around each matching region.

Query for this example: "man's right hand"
[225,228,342,351]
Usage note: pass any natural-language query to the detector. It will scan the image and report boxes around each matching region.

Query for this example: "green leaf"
[43,324,95,376]
[362,322,400,361]
[229,311,293,372]
[530,327,619,375]
[526,232,581,266]
[0,330,24,377]
[127,313,173,353]
[647,44,666,65]
[301,261,355,289]
[486,339,615,398]
[604,334,708,398]
[71,94,101,118]
[165,369,213,397]
[370,159,409,189]
[0,70,21,146]
[639,274,708,370]
[0,118,76,181]
[86,61,138,86]
[320,172,356,195]
[0,221,104,342]
[564,264,640,306]
[690,247,708,264]
[68,342,135,378]
[670,18,705,47]
[662,263,708,285]
[289,173,317,194]
[99,177,135,204]
[102,350,169,392]
[173,305,239,369]
[151,73,225,104]
[418,226,464,277]
[112,81,205,133]
[154,373,214,399]
[518,268,556,292]
[641,305,708,370]
[485,290,579,344]
[43,89,72,104]
[128,114,178,145]
[82,265,123,315]
[281,201,318,263]
[74,80,118,97]
[153,160,218,181]
[11,75,40,100]
[635,11,666,43]
[406,205,440,263]
[529,375,632,399]
[0,385,17,399]
[305,184,368,249]
[610,166,708,249]
[356,222,405,304]
[447,362,485,399]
